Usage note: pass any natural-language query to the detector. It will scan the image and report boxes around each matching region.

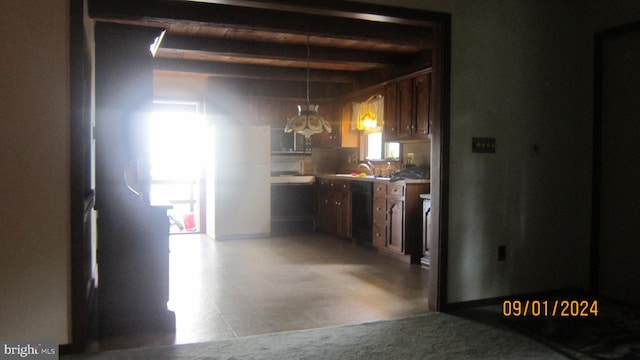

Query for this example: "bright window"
[364,127,383,160]
[363,128,399,161]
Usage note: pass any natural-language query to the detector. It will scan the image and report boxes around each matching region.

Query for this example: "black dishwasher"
[351,180,373,246]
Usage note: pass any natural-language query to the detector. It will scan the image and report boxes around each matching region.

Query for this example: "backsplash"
[271,139,430,176]
[271,157,305,175]
[402,141,431,168]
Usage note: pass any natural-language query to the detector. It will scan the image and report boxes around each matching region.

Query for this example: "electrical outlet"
[498,245,506,261]
[472,137,496,153]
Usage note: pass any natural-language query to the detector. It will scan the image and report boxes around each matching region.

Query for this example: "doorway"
[148,101,207,234]
[593,22,640,305]
[70,2,451,350]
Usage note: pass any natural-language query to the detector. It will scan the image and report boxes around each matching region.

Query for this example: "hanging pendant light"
[285,36,331,138]
[355,94,383,131]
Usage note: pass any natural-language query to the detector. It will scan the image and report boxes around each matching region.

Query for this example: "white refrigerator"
[207,124,271,239]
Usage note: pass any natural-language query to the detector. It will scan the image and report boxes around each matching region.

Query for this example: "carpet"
[63,313,568,359]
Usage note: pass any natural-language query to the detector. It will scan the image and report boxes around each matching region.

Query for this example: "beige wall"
[154,74,207,103]
[443,0,593,303]
[0,0,71,343]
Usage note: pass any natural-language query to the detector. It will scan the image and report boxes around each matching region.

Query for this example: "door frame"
[68,1,452,350]
[591,21,640,294]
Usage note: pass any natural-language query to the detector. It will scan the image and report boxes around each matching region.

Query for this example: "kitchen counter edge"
[315,174,430,184]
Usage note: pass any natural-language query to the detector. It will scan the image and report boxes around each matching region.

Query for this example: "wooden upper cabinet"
[414,73,431,137]
[383,70,432,141]
[383,82,398,138]
[397,78,414,139]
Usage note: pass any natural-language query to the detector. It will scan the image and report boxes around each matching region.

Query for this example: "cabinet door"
[414,73,431,137]
[383,83,398,140]
[316,184,332,233]
[336,181,351,238]
[397,78,414,139]
[334,191,351,238]
[387,198,405,254]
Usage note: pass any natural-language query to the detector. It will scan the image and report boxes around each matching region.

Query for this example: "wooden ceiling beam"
[153,58,358,83]
[89,0,432,48]
[185,0,446,28]
[159,34,413,69]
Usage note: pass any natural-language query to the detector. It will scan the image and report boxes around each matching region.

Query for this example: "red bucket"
[182,213,196,231]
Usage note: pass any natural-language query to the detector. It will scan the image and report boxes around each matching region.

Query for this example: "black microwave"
[270,128,312,154]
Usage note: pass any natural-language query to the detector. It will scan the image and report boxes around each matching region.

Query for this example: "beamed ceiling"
[89,0,441,98]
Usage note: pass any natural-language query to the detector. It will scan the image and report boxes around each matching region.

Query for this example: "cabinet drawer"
[373,198,387,220]
[373,182,386,197]
[318,179,331,188]
[373,220,387,248]
[387,183,405,197]
[334,180,350,192]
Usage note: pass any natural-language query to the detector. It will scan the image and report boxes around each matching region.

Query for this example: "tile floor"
[96,233,430,350]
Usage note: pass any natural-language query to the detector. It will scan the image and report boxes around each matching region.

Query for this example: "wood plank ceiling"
[89,0,437,98]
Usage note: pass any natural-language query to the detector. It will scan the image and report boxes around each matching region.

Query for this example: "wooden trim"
[591,21,640,295]
[428,15,451,312]
[79,3,452,340]
[69,0,92,352]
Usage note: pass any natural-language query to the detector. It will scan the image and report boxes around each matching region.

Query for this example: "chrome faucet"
[357,160,375,176]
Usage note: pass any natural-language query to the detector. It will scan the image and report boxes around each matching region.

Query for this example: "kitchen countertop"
[270,175,315,184]
[316,174,430,184]
[270,174,431,184]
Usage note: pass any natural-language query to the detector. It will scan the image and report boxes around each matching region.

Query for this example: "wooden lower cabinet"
[315,176,429,264]
[316,177,351,239]
[372,180,429,263]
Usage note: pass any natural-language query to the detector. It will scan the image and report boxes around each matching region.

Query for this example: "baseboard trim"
[443,288,594,312]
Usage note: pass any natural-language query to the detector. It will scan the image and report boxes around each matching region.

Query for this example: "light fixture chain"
[306,35,310,104]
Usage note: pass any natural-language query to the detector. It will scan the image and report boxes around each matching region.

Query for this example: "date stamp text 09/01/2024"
[502,300,599,317]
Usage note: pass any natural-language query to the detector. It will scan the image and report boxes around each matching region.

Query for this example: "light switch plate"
[472,137,496,153]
